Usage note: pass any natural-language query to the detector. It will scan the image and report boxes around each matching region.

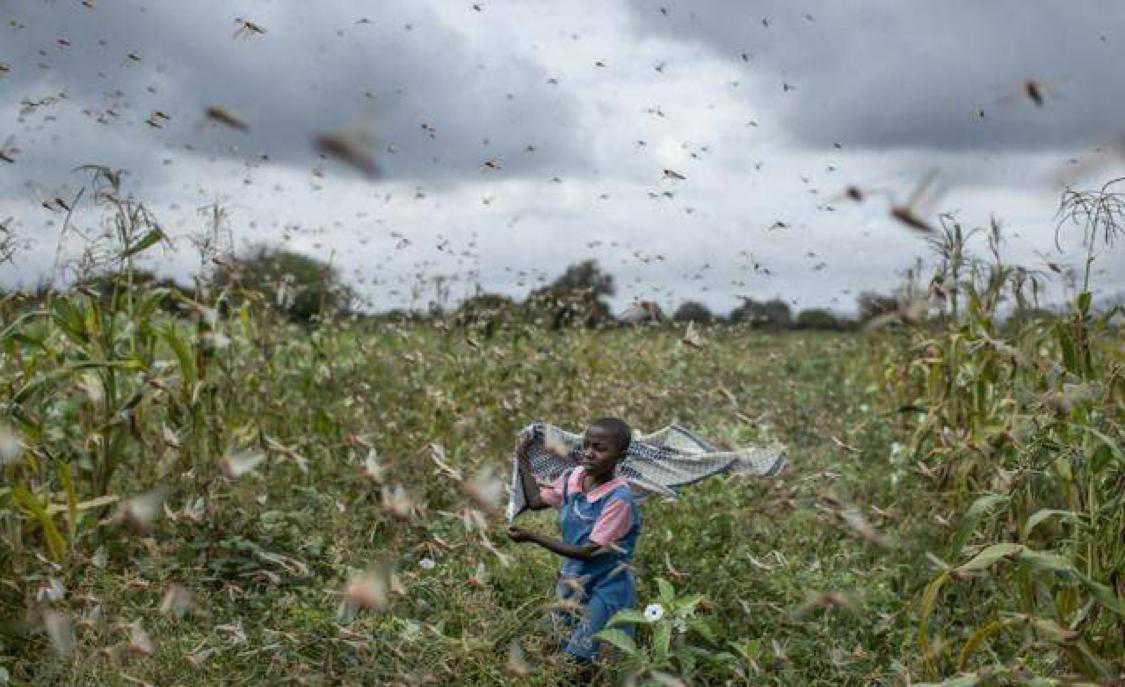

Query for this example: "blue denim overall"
[552,469,641,661]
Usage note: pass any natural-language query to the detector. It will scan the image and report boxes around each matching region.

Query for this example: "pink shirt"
[539,467,634,546]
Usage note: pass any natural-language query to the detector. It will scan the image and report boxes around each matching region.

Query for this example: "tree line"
[2,245,1050,332]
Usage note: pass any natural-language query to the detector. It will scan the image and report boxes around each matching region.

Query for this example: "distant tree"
[210,245,353,324]
[367,308,425,325]
[525,259,615,329]
[453,292,518,337]
[794,308,841,330]
[855,291,900,324]
[673,300,714,324]
[728,297,792,329]
[547,259,615,298]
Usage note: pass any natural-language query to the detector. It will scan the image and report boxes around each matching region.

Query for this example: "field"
[1,275,1122,686]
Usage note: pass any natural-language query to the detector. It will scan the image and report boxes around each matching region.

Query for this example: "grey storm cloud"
[626,0,1125,152]
[1,0,1122,311]
[1,0,587,193]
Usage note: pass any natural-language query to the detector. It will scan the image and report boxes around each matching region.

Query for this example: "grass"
[1,312,953,685]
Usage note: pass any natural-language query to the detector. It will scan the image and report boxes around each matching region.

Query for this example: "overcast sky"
[2,0,1123,315]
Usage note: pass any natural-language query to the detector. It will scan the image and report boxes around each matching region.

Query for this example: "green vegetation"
[0,181,1121,685]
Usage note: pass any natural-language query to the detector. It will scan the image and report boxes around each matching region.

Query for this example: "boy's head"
[581,417,632,478]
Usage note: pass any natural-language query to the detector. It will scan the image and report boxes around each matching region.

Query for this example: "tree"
[794,308,842,330]
[546,259,615,298]
[453,292,518,337]
[210,245,353,324]
[855,291,900,324]
[728,297,791,329]
[524,259,615,329]
[673,300,714,324]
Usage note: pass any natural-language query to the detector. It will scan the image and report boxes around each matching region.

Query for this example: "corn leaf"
[122,226,166,258]
[12,485,67,560]
[949,493,1008,556]
[1021,509,1080,542]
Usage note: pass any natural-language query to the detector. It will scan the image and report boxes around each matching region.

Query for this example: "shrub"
[672,301,714,324]
[210,245,353,324]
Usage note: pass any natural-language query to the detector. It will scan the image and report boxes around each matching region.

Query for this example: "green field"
[2,282,1121,686]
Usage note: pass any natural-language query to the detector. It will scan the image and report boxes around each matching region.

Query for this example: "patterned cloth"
[507,421,788,523]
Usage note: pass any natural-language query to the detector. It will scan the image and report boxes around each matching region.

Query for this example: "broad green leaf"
[652,622,672,661]
[1016,548,1078,579]
[136,287,170,320]
[12,361,119,404]
[606,609,648,626]
[1074,573,1124,617]
[122,226,166,257]
[45,494,119,516]
[1003,613,1078,644]
[50,298,88,345]
[593,628,637,656]
[656,577,675,604]
[949,493,1008,556]
[0,310,44,344]
[1021,509,1080,541]
[12,485,67,560]
[676,594,704,615]
[1077,426,1123,469]
[958,618,1011,670]
[163,323,197,390]
[688,618,717,644]
[917,572,949,655]
[955,543,1024,572]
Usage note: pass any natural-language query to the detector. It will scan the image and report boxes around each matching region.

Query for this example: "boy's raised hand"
[514,431,534,457]
[507,525,534,543]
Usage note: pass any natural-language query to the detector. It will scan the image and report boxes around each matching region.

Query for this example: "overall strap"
[560,468,574,502]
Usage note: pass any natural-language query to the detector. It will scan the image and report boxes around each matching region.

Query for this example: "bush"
[794,308,841,330]
[210,245,353,324]
[672,301,714,324]
[728,297,791,329]
[524,259,615,330]
[855,291,899,324]
[452,292,519,337]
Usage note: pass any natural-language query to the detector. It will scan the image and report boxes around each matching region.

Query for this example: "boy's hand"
[507,525,534,543]
[514,432,535,458]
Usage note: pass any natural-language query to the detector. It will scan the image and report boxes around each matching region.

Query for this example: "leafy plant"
[594,578,733,684]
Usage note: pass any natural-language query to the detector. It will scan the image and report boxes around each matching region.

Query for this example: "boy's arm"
[509,527,608,561]
[515,436,551,511]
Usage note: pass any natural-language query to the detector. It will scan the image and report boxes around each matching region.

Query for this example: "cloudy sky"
[2,0,1123,315]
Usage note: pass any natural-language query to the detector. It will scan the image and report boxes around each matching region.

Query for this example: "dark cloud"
[1,0,1121,311]
[1,0,587,193]
[627,0,1125,151]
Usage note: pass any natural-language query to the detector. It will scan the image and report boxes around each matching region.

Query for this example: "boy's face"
[581,426,624,479]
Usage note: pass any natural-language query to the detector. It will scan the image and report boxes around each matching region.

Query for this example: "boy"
[507,417,641,682]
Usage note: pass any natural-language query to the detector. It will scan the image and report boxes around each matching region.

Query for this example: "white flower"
[419,557,436,570]
[644,603,665,622]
